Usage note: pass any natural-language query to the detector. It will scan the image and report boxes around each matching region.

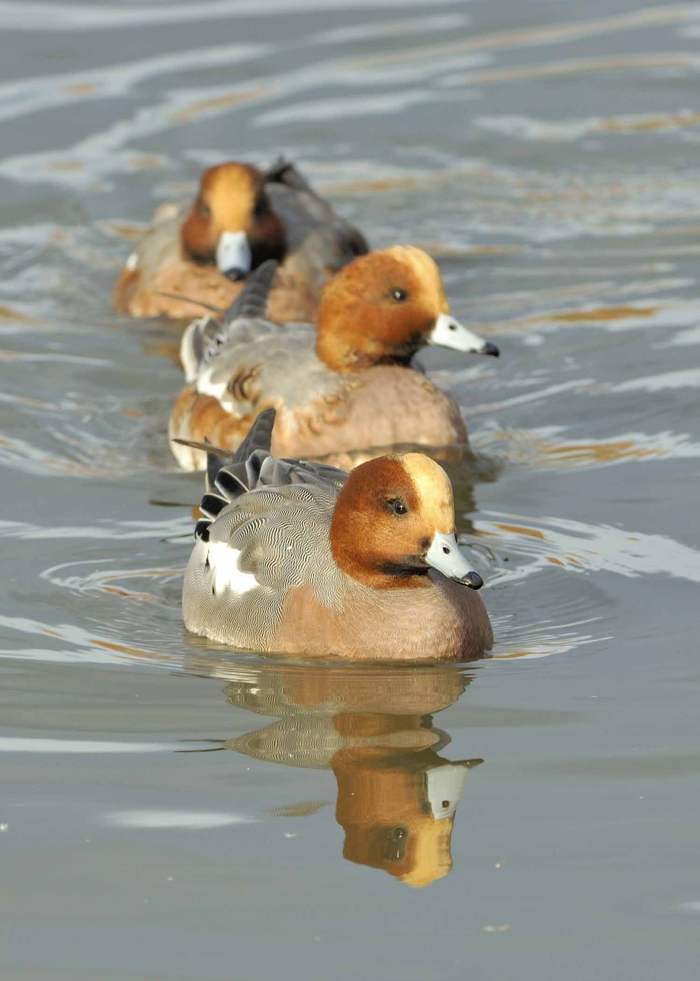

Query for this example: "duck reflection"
[186,656,483,887]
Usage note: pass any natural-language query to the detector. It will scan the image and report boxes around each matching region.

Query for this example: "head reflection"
[186,657,483,887]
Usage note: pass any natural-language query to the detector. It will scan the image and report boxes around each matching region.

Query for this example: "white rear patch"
[207,542,258,596]
[180,316,208,384]
[196,364,229,403]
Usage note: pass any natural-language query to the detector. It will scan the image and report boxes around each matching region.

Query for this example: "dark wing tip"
[264,157,309,191]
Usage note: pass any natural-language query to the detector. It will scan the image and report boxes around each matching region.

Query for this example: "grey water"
[2,0,700,977]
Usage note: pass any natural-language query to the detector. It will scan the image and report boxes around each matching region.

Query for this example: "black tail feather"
[194,519,211,542]
[232,408,276,463]
[200,493,229,520]
[181,410,278,538]
[221,260,278,326]
[214,467,248,498]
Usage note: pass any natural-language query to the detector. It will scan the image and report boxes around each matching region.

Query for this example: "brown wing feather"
[169,383,282,471]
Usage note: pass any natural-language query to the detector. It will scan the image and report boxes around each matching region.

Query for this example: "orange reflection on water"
[187,658,482,888]
[172,87,271,123]
[495,523,545,540]
[551,305,657,323]
[90,638,173,662]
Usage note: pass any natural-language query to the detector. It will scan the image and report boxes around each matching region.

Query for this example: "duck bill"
[216,230,252,281]
[425,531,483,589]
[428,313,499,357]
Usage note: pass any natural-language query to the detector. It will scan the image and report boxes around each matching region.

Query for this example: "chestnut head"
[315,246,498,371]
[181,162,286,279]
[330,452,483,591]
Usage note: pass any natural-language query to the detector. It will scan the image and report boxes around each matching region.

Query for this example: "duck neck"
[315,318,423,373]
[330,516,431,591]
[249,212,287,267]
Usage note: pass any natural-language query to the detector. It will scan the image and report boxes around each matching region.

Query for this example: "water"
[2,0,700,977]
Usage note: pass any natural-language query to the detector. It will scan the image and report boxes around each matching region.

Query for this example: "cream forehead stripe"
[400,453,454,534]
[208,168,257,230]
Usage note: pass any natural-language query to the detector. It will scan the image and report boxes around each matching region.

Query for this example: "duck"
[112,157,368,322]
[178,407,493,660]
[169,246,499,471]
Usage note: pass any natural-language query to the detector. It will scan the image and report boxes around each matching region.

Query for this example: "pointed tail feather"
[177,410,278,539]
[232,407,276,462]
[264,157,316,195]
[221,260,278,325]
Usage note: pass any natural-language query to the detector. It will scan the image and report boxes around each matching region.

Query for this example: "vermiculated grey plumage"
[183,409,350,647]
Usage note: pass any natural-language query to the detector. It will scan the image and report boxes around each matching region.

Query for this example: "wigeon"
[113,157,368,322]
[169,246,499,471]
[178,408,493,660]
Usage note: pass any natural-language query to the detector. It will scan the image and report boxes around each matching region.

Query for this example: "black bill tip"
[462,571,483,590]
[223,268,247,283]
[481,341,500,358]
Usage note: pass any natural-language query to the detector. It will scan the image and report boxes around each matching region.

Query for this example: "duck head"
[181,162,286,280]
[315,245,498,372]
[330,452,483,591]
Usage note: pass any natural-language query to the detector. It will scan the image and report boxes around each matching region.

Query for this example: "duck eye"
[389,498,408,516]
[197,198,211,219]
[391,288,408,302]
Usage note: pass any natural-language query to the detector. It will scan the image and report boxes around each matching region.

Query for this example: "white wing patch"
[207,542,259,596]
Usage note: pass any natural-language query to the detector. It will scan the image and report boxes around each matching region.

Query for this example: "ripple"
[0,737,180,754]
[479,510,700,584]
[42,559,184,600]
[442,52,700,88]
[312,12,469,46]
[475,109,700,143]
[1,0,451,31]
[0,44,269,127]
[609,367,700,392]
[0,613,177,666]
[343,5,700,68]
[102,809,257,829]
[481,426,700,469]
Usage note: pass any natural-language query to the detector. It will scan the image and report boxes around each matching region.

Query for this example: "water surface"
[2,1,700,978]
